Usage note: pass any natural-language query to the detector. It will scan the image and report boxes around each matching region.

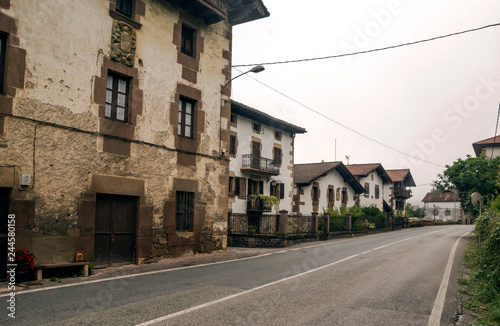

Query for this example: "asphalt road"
[2,225,473,326]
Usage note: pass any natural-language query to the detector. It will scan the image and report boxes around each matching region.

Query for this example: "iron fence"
[288,215,314,235]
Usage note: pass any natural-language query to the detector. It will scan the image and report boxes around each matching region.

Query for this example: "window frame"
[274,130,282,140]
[273,147,282,165]
[364,182,370,198]
[252,122,261,133]
[229,135,237,155]
[105,72,130,123]
[178,97,195,139]
[181,24,195,57]
[116,0,133,17]
[375,185,380,199]
[175,191,194,232]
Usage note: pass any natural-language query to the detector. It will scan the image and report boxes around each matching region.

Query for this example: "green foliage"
[461,202,500,324]
[347,205,363,218]
[361,205,387,228]
[352,219,375,231]
[257,194,278,206]
[248,225,257,234]
[433,152,500,217]
[330,217,345,232]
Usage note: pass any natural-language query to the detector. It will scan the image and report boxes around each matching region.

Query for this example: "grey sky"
[229,0,500,206]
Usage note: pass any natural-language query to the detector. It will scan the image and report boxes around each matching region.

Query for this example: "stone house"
[292,162,365,215]
[0,0,269,277]
[384,169,416,212]
[473,136,500,159]
[228,101,306,215]
[345,163,392,211]
[422,189,463,222]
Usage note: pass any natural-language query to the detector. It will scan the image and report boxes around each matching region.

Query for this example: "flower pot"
[16,270,31,283]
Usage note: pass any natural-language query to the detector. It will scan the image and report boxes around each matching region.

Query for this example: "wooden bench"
[34,262,90,281]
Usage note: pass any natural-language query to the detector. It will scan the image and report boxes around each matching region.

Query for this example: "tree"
[433,152,500,217]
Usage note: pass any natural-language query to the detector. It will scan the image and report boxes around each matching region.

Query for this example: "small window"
[229,135,236,155]
[178,97,195,139]
[105,72,130,123]
[275,130,282,140]
[375,185,380,199]
[328,188,334,202]
[364,182,370,197]
[371,174,374,181]
[116,0,133,17]
[280,183,285,200]
[445,209,451,216]
[230,114,237,125]
[252,122,261,133]
[176,191,194,232]
[181,24,195,57]
[273,147,282,165]
[312,186,319,202]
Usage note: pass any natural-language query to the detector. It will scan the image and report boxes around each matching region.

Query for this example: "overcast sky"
[229,0,500,206]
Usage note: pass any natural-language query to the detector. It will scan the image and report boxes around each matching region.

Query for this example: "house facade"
[346,163,392,211]
[422,189,462,222]
[228,101,306,215]
[473,136,500,159]
[384,169,415,212]
[292,162,365,215]
[0,0,269,274]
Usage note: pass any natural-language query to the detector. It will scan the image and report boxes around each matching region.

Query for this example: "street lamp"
[219,65,265,157]
[433,204,436,222]
[221,65,265,93]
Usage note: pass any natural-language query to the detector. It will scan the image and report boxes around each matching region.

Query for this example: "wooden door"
[251,141,261,169]
[0,188,9,281]
[95,194,137,265]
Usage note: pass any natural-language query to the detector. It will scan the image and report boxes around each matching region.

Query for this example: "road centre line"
[135,227,460,325]
[0,227,455,298]
[135,253,361,326]
[427,230,471,326]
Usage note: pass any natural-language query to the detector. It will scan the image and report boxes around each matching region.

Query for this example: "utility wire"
[234,67,445,168]
[233,22,500,67]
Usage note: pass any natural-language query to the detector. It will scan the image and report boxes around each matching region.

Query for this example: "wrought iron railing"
[394,187,412,198]
[241,154,280,175]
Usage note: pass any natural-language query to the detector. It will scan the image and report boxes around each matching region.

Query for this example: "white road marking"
[134,253,361,326]
[427,230,471,326]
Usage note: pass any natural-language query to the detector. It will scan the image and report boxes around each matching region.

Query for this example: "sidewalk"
[0,245,290,294]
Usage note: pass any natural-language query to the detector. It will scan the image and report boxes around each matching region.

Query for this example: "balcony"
[247,197,272,212]
[174,0,228,25]
[394,187,412,199]
[241,154,280,176]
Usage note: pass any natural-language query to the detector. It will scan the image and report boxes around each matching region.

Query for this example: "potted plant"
[257,194,278,211]
[15,249,35,283]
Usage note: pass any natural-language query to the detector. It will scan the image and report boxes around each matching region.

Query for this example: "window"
[312,186,319,202]
[364,182,369,197]
[328,188,334,202]
[375,185,380,199]
[176,192,194,232]
[116,0,133,17]
[275,130,282,140]
[178,97,195,138]
[181,24,195,57]
[445,209,451,216]
[106,72,129,122]
[273,147,282,165]
[229,135,236,155]
[280,183,285,200]
[0,34,6,94]
[230,114,237,125]
[252,122,261,133]
[270,183,277,197]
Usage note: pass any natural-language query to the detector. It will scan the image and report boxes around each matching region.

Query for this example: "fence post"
[322,214,330,240]
[346,213,352,232]
[279,210,289,235]
[311,212,319,234]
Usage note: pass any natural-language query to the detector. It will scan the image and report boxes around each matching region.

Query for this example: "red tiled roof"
[386,169,416,187]
[345,163,392,183]
[422,189,459,203]
[472,136,500,157]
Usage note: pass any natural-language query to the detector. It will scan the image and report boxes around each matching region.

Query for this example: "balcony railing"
[394,188,412,198]
[241,154,280,175]
[175,0,228,25]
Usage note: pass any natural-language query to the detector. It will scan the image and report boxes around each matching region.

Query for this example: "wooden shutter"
[280,183,285,199]
[259,181,264,195]
[238,177,247,199]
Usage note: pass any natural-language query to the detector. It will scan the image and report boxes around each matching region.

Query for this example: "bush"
[330,217,345,232]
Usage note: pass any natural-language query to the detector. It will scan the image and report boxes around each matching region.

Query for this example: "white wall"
[424,202,462,221]
[229,114,295,213]
[296,170,357,215]
[356,172,385,210]
[482,146,500,160]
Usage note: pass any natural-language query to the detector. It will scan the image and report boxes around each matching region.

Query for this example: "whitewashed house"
[422,189,462,222]
[473,136,500,159]
[384,169,416,212]
[228,101,306,215]
[346,163,392,211]
[292,162,365,215]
